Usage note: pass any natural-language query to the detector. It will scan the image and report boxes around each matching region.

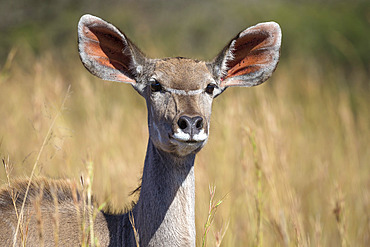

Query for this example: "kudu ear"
[211,22,281,89]
[78,14,146,87]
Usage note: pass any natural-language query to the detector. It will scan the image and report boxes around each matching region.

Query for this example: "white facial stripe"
[164,87,204,96]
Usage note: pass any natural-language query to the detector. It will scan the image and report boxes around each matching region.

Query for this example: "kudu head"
[78,14,281,157]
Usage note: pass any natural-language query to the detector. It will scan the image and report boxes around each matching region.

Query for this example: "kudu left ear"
[211,22,282,89]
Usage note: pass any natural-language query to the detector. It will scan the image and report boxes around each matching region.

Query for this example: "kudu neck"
[132,138,196,246]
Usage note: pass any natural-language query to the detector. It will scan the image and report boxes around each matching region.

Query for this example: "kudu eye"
[205,83,216,95]
[150,79,162,92]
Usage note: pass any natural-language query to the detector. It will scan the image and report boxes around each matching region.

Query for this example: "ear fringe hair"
[220,39,236,78]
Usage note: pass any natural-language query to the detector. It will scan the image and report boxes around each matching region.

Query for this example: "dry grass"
[201,185,226,247]
[0,49,369,246]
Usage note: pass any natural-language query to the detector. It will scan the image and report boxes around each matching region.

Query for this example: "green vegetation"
[1,0,369,246]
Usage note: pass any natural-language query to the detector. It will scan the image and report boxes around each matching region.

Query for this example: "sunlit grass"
[0,49,369,246]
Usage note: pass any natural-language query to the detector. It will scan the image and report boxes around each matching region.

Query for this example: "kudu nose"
[177,116,204,135]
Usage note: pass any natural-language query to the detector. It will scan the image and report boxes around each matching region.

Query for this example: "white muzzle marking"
[173,131,191,141]
[192,129,207,142]
[173,129,208,142]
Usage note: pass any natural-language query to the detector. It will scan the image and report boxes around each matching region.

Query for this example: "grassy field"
[1,1,369,246]
[1,49,369,246]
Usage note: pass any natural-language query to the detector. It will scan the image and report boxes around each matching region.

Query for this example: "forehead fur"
[154,57,214,91]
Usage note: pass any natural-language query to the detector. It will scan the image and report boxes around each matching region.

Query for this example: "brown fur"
[0,177,113,246]
[0,177,82,211]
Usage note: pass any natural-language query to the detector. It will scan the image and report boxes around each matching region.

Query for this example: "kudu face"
[78,14,281,157]
[143,58,216,156]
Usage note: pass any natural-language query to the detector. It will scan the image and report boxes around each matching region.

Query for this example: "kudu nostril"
[194,116,203,130]
[177,115,204,135]
[178,116,190,130]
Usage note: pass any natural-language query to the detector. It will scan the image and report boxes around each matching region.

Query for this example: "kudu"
[0,14,281,246]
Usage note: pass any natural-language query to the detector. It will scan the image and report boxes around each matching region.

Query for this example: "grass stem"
[12,85,71,246]
[201,185,225,247]
[246,128,263,247]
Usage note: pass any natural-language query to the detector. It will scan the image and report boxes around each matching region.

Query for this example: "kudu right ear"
[210,22,282,89]
[78,14,146,87]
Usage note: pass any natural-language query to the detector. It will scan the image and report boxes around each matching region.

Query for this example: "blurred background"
[0,0,369,246]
